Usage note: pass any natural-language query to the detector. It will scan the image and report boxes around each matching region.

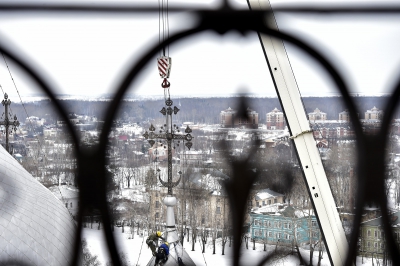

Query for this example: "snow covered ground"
[82,227,377,266]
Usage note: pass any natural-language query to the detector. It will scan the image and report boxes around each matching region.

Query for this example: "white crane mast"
[247,1,349,265]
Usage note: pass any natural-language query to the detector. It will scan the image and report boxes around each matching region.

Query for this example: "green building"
[359,210,400,257]
[250,205,320,246]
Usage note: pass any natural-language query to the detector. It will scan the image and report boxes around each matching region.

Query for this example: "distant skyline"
[0,0,399,101]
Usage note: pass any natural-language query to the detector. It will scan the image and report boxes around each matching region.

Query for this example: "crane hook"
[162,78,170,88]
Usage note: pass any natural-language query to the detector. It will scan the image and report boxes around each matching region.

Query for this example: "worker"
[155,241,169,266]
[146,231,165,256]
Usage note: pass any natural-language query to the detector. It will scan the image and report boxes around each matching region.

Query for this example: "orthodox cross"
[143,97,193,195]
[0,93,19,153]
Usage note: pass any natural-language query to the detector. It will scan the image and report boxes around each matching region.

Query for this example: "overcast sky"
[0,0,400,100]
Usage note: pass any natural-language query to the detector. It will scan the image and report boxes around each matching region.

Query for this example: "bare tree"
[145,168,157,190]
[221,227,229,255]
[191,228,197,252]
[82,239,101,266]
[243,233,250,250]
[323,143,357,213]
[199,228,208,253]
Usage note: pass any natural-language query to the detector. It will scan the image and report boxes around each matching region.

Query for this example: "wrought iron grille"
[0,1,400,265]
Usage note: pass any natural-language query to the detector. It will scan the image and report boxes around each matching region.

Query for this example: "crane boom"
[247,1,349,265]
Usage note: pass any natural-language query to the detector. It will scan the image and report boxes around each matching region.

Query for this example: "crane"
[247,1,349,265]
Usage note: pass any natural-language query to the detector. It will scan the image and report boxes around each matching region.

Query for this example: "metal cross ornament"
[142,97,193,195]
[0,93,19,153]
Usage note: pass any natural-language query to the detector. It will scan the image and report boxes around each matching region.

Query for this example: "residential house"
[251,188,284,208]
[250,206,321,246]
[359,210,400,258]
[25,116,46,127]
[148,142,176,162]
[49,185,79,219]
[179,150,206,167]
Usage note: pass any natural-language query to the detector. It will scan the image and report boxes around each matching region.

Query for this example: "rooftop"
[255,188,284,200]
[361,210,400,227]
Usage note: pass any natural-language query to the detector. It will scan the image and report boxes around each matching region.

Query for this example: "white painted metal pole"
[247,1,349,265]
[163,195,180,243]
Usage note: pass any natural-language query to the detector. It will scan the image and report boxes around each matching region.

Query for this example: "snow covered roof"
[221,107,235,113]
[365,106,382,113]
[252,204,316,218]
[182,150,203,155]
[308,108,326,115]
[294,209,315,218]
[252,203,283,214]
[221,107,258,115]
[49,185,79,200]
[255,188,284,200]
[361,210,400,227]
[268,107,282,114]
[0,145,77,265]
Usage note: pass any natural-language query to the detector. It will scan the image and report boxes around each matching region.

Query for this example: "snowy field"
[82,227,377,266]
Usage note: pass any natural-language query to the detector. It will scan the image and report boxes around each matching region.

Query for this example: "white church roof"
[0,146,77,265]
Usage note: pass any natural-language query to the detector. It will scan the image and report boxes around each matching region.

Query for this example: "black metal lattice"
[0,1,400,265]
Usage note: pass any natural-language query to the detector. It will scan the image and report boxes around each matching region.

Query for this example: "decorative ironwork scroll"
[0,1,399,266]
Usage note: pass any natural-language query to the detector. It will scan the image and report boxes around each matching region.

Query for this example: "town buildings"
[266,108,285,130]
[220,107,259,129]
[339,110,350,122]
[365,106,384,120]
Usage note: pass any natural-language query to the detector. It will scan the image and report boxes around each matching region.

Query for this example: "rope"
[1,52,46,161]
[197,236,208,266]
[135,228,146,266]
[0,84,4,96]
[167,243,180,263]
[289,129,313,139]
[172,242,184,263]
[136,199,151,265]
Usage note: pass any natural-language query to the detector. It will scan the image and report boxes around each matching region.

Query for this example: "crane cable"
[158,0,170,57]
[158,1,189,264]
[158,0,171,103]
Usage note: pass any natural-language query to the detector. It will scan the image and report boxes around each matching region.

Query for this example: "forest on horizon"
[6,96,394,126]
